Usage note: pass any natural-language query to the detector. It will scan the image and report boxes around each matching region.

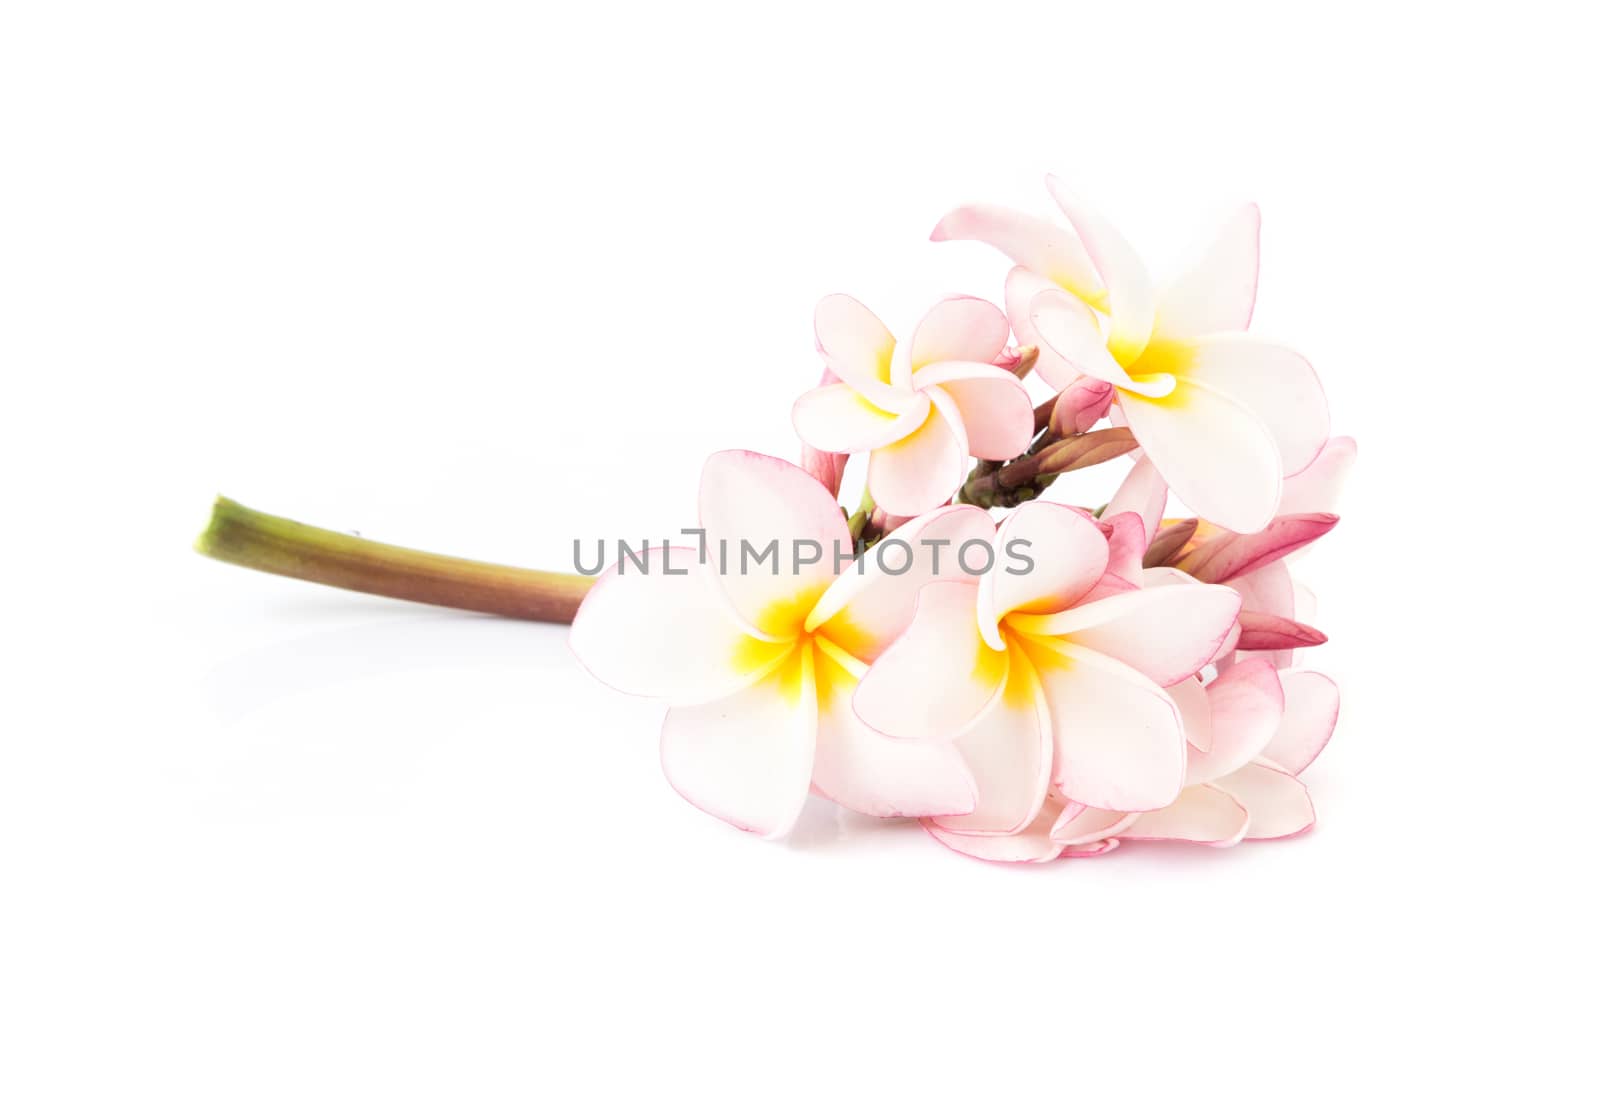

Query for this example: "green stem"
[195,496,593,623]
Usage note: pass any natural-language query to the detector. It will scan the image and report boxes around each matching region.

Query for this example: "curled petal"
[1050,803,1139,847]
[930,203,1104,303]
[660,647,817,839]
[865,393,968,516]
[1213,761,1316,840]
[1031,287,1173,397]
[1235,611,1327,651]
[911,361,1034,461]
[792,384,930,454]
[1260,670,1340,775]
[924,799,1065,864]
[1118,382,1283,535]
[1156,203,1261,339]
[1006,267,1077,389]
[570,547,792,707]
[909,296,1010,372]
[978,502,1109,649]
[1045,178,1156,363]
[813,294,902,407]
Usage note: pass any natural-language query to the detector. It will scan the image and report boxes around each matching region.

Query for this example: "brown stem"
[195,496,593,623]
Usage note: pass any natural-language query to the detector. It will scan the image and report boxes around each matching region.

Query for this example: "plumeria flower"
[791,294,1034,516]
[569,450,993,838]
[852,501,1242,840]
[934,178,1330,533]
[945,659,1339,863]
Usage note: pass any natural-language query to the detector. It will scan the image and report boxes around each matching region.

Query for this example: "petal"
[660,645,817,839]
[1005,266,1077,389]
[978,502,1109,649]
[792,383,930,454]
[1177,335,1330,476]
[1045,178,1156,363]
[911,361,1033,461]
[1030,287,1173,398]
[1117,382,1283,534]
[1049,375,1117,435]
[1006,582,1242,688]
[699,451,853,639]
[1279,436,1357,516]
[852,580,1006,741]
[1168,672,1213,753]
[1105,455,1168,543]
[1185,658,1286,786]
[813,293,901,406]
[1122,784,1249,845]
[1050,803,1139,846]
[864,392,969,516]
[1155,203,1261,339]
[809,645,977,818]
[908,295,1010,371]
[570,547,792,707]
[1227,559,1296,668]
[929,203,1104,303]
[806,506,996,661]
[1179,513,1339,583]
[930,648,1052,835]
[924,800,1065,864]
[1024,637,1186,812]
[1100,511,1147,587]
[1213,761,1316,840]
[1260,670,1339,775]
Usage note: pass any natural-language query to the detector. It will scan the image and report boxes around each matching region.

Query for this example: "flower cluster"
[571,178,1350,862]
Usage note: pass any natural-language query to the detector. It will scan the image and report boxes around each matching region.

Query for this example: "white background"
[3,1,1596,1101]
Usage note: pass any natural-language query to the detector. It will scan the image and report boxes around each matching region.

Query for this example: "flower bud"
[1048,377,1116,437]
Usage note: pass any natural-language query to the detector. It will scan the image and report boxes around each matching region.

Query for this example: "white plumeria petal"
[1228,559,1296,667]
[1213,761,1316,839]
[853,580,1007,741]
[908,295,1010,371]
[1045,178,1157,363]
[809,645,977,818]
[813,293,903,408]
[1122,783,1249,845]
[910,360,1033,461]
[699,451,853,640]
[1118,382,1283,534]
[930,203,1104,303]
[1185,659,1286,786]
[977,502,1109,650]
[1278,436,1357,515]
[1024,637,1186,812]
[806,506,995,659]
[1260,670,1339,775]
[1006,582,1241,688]
[1050,803,1140,847]
[1168,673,1213,753]
[1176,334,1330,476]
[925,799,1067,864]
[1156,203,1261,339]
[569,547,792,707]
[1030,287,1174,398]
[1106,456,1169,544]
[791,383,930,454]
[1005,266,1076,389]
[930,648,1052,836]
[660,645,817,839]
[865,390,968,517]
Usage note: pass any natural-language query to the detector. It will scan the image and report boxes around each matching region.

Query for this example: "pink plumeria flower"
[852,501,1241,840]
[940,659,1339,862]
[936,178,1331,534]
[791,294,1034,516]
[569,450,992,838]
